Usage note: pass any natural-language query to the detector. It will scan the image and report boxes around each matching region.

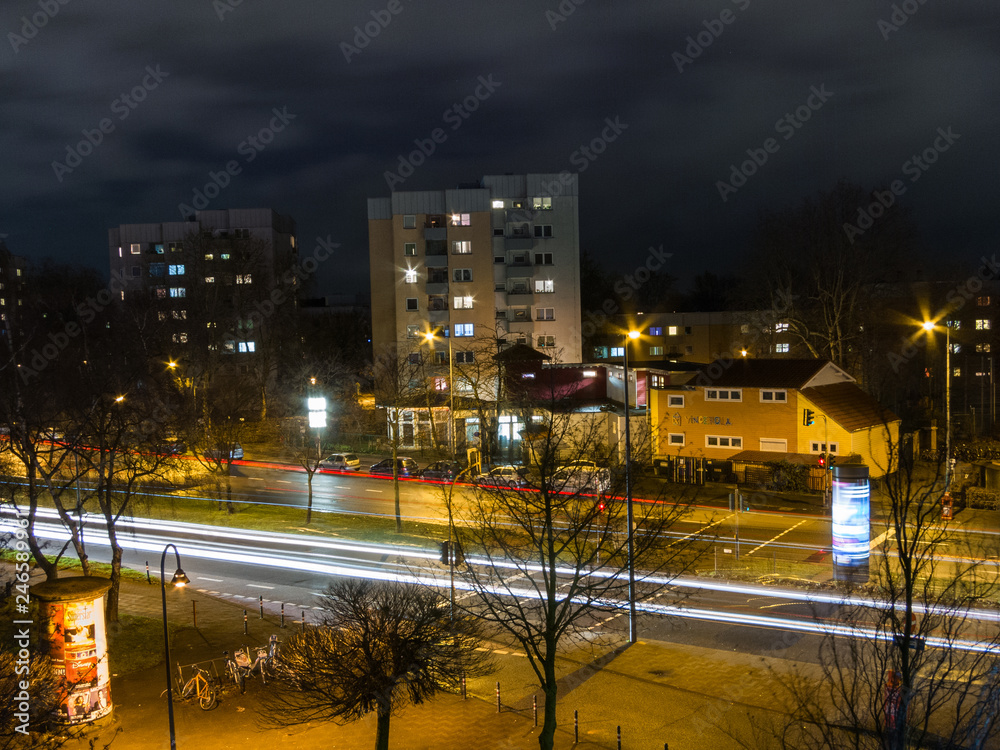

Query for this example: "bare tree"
[262,579,495,750]
[455,395,703,750]
[737,433,1000,749]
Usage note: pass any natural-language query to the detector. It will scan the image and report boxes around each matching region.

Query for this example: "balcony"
[508,284,531,296]
[428,310,449,324]
[425,282,448,295]
[509,309,531,322]
[424,227,447,242]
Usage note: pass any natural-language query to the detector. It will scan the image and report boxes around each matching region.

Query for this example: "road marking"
[198,576,224,582]
[871,527,896,549]
[669,514,734,547]
[249,477,264,481]
[365,489,383,493]
[746,519,808,556]
[247,584,274,590]
[276,480,292,484]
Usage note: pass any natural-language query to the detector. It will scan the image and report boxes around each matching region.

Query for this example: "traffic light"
[452,540,465,566]
[803,409,815,426]
[439,540,450,565]
[817,454,826,468]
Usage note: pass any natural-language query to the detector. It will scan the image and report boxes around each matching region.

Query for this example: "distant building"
[367,174,583,364]
[107,208,297,356]
[0,239,26,344]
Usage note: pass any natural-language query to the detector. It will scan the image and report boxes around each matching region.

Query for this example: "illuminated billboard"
[831,465,870,566]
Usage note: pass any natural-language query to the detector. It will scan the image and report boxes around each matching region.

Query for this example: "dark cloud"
[1,0,998,295]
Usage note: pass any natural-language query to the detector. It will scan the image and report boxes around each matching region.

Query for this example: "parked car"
[204,442,244,461]
[551,466,611,494]
[155,439,187,456]
[473,465,531,489]
[319,453,361,471]
[557,459,600,471]
[419,460,464,481]
[368,457,419,476]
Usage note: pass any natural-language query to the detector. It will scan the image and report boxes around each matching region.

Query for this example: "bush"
[763,460,809,493]
[965,486,1000,510]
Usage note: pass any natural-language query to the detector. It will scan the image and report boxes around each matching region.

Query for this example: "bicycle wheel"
[199,681,217,710]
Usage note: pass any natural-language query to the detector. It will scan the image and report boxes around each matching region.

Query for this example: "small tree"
[262,579,494,750]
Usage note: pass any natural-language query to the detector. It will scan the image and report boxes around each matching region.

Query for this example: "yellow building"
[649,359,900,478]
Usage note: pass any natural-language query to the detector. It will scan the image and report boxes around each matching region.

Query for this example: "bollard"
[259,595,264,619]
[496,681,501,713]
[145,561,151,584]
[192,601,197,628]
[243,609,248,635]
[280,603,285,629]
[461,674,466,700]
[301,610,306,633]
[617,725,621,750]
[533,695,537,727]
[574,710,578,743]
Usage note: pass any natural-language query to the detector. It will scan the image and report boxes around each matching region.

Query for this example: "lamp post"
[622,329,640,644]
[424,330,456,460]
[160,544,190,750]
[923,320,952,488]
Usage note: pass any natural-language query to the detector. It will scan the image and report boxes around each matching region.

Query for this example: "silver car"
[552,466,611,494]
[319,453,361,471]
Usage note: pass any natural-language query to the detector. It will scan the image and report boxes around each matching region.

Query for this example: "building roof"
[801,381,900,432]
[495,343,551,363]
[728,450,825,466]
[696,358,854,389]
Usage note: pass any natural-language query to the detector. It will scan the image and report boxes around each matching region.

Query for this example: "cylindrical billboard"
[831,465,870,567]
[33,577,113,725]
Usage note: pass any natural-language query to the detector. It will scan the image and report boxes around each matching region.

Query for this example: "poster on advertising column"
[33,577,113,725]
[831,464,871,567]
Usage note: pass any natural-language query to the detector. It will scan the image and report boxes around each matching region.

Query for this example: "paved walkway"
[59,577,799,750]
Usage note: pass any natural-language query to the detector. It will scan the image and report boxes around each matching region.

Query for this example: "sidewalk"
[64,578,796,750]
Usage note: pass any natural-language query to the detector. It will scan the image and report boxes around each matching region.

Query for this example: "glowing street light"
[922,319,952,488]
[623,327,641,643]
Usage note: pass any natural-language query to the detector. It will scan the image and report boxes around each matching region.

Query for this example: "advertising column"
[831,464,870,583]
[32,577,113,725]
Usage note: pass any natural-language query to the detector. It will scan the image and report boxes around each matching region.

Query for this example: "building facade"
[367,174,582,364]
[0,240,26,345]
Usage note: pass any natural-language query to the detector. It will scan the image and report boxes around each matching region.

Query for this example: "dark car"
[155,439,187,456]
[419,460,464,481]
[368,457,419,476]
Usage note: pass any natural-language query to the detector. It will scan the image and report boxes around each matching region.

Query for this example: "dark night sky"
[2,0,998,297]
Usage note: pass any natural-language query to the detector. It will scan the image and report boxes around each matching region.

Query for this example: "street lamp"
[424,330,456,459]
[922,319,952,488]
[160,544,190,750]
[622,328,640,644]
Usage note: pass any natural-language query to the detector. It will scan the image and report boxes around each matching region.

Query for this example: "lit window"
[403,215,416,229]
[220,253,231,260]
[668,326,679,336]
[533,225,553,238]
[404,243,416,256]
[535,307,554,321]
[238,342,256,353]
[172,332,188,343]
[532,196,552,210]
[155,287,167,299]
[977,343,992,353]
[491,199,504,209]
[775,343,790,353]
[668,433,684,446]
[454,323,474,337]
[405,297,418,311]
[976,319,991,330]
[236,274,252,285]
[205,276,215,283]
[978,296,991,306]
[168,264,185,276]
[169,287,186,298]
[130,243,141,255]
[534,279,554,294]
[157,311,167,321]
[649,327,663,336]
[947,320,960,330]
[521,372,536,379]
[610,347,623,357]
[406,325,420,338]
[434,377,448,391]
[450,213,471,226]
[953,367,962,377]
[169,242,182,253]
[204,253,214,260]
[452,241,472,254]
[650,346,663,356]
[453,296,474,310]
[404,269,418,284]
[155,244,165,254]
[453,268,472,282]
[951,344,961,354]
[537,335,555,348]
[775,322,789,333]
[172,310,187,320]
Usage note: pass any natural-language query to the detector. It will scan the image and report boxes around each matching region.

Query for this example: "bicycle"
[223,650,246,694]
[177,665,217,710]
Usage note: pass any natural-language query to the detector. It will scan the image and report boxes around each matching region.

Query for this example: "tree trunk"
[392,421,402,533]
[538,659,559,750]
[306,471,313,525]
[105,542,123,624]
[375,706,391,750]
[226,465,236,514]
